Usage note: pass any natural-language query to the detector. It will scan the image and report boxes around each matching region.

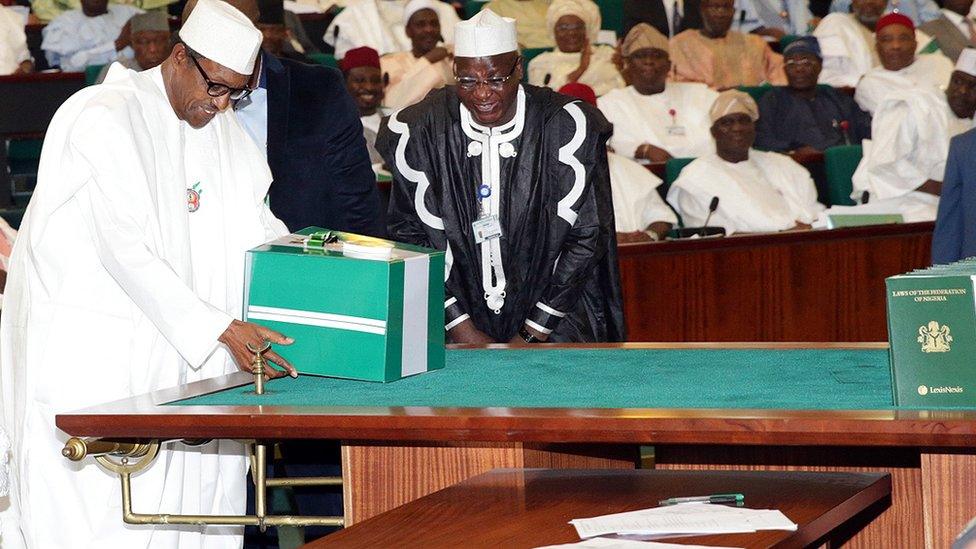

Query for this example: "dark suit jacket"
[263,52,384,236]
[933,128,976,264]
[623,0,702,38]
[919,15,972,62]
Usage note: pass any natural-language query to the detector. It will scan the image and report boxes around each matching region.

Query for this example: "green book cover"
[887,273,976,407]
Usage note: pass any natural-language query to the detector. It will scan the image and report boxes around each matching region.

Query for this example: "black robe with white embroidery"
[378,84,626,343]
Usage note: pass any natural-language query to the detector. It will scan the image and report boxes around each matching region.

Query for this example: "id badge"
[666,125,686,136]
[472,215,503,244]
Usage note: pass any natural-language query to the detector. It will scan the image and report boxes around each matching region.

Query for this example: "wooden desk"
[618,222,933,342]
[307,469,892,548]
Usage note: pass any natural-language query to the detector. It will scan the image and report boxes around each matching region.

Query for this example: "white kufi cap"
[403,0,439,25]
[179,0,262,75]
[454,9,517,58]
[956,47,976,78]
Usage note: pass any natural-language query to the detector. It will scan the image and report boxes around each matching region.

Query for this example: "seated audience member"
[667,90,824,234]
[829,0,940,26]
[561,82,677,242]
[381,0,455,110]
[483,0,554,48]
[622,0,702,38]
[527,0,625,96]
[734,0,815,38]
[256,0,310,62]
[756,37,871,152]
[41,0,142,72]
[670,0,786,89]
[324,0,460,58]
[855,13,954,114]
[342,46,386,164]
[815,0,940,86]
[851,48,976,221]
[95,12,171,83]
[0,5,31,75]
[598,23,717,161]
[379,9,625,343]
[919,0,975,62]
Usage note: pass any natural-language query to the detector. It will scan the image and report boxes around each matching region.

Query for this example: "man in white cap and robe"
[324,0,460,58]
[849,47,976,222]
[667,90,824,235]
[379,8,625,344]
[0,0,298,546]
[381,0,456,110]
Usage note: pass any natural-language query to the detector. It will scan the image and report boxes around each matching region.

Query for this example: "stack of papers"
[569,503,798,539]
[537,539,741,549]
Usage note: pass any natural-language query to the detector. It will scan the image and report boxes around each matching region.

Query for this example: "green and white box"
[243,228,445,382]
[886,270,976,407]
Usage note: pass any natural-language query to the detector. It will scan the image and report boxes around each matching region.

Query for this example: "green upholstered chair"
[595,0,624,34]
[308,53,338,69]
[664,157,695,187]
[521,47,552,81]
[779,34,801,50]
[465,0,488,18]
[824,144,863,206]
[85,64,106,85]
[737,84,774,103]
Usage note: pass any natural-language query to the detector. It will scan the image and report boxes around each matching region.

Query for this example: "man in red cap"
[341,46,386,163]
[855,12,954,113]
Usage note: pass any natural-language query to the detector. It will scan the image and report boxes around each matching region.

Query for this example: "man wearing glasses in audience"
[379,9,625,345]
[0,1,298,546]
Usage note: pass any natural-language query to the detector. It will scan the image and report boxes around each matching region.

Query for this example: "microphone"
[861,191,870,204]
[700,196,719,237]
[333,25,340,42]
[543,73,551,86]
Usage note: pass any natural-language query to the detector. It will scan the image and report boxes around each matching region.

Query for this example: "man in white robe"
[41,0,142,72]
[814,0,938,86]
[668,90,824,234]
[324,0,460,58]
[0,1,297,547]
[855,12,954,114]
[381,0,455,110]
[0,5,31,75]
[597,23,716,162]
[850,48,976,221]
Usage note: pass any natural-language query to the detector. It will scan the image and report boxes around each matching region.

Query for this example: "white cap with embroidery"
[453,9,517,58]
[179,0,262,75]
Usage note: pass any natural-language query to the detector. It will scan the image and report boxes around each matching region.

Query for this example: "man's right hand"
[424,47,450,64]
[447,318,494,344]
[219,319,298,379]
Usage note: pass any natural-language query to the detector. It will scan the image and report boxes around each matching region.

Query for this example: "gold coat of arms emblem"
[918,321,953,353]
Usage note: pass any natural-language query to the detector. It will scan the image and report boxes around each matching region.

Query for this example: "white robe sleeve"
[72,105,234,368]
[772,156,825,223]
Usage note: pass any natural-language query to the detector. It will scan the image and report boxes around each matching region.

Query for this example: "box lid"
[249,227,443,263]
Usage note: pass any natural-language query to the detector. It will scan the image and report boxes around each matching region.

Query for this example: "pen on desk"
[658,493,745,506]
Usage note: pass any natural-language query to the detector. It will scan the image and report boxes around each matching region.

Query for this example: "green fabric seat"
[824,144,863,206]
[465,0,488,18]
[309,53,338,69]
[664,157,695,188]
[737,84,774,103]
[85,64,105,85]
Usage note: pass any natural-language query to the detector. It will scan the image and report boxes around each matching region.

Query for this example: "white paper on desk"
[535,538,742,549]
[570,504,797,539]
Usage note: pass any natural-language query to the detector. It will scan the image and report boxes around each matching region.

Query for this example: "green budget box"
[886,266,976,407]
[243,228,445,382]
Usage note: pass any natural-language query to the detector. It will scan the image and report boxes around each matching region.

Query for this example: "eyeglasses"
[554,22,586,32]
[784,58,818,68]
[188,52,254,101]
[455,57,521,91]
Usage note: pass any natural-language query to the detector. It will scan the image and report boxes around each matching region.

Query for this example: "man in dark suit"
[933,127,976,264]
[184,0,382,237]
[623,0,702,38]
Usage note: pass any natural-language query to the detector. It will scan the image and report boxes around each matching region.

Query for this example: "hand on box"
[219,320,298,379]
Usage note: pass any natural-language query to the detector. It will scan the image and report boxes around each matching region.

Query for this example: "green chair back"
[521,47,552,81]
[737,84,774,103]
[919,38,941,55]
[824,144,863,206]
[85,64,106,85]
[779,34,801,50]
[309,53,338,69]
[465,0,488,18]
[595,0,625,34]
[664,157,695,187]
